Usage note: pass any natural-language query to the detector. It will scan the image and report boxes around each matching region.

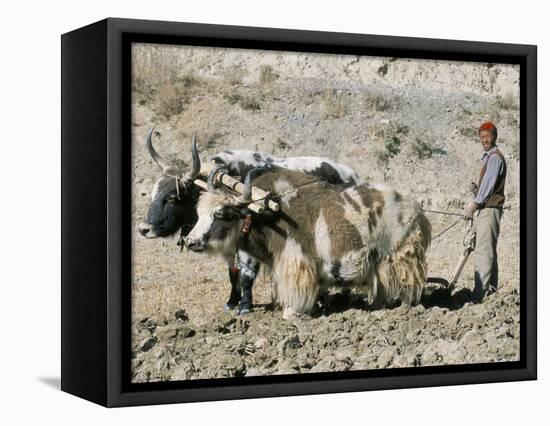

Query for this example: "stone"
[140,337,158,352]
[175,309,189,322]
[377,348,395,368]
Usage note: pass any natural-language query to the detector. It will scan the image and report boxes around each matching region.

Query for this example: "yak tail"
[375,211,431,305]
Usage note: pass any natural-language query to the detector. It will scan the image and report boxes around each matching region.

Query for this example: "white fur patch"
[186,192,240,257]
[274,178,297,205]
[273,237,318,316]
[314,211,332,263]
[273,178,292,194]
[187,206,214,241]
[209,151,361,184]
[341,188,374,246]
[376,187,417,251]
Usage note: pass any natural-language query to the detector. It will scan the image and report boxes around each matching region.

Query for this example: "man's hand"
[463,201,478,219]
[469,182,478,195]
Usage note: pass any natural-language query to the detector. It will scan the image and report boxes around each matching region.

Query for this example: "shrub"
[411,138,446,159]
[364,93,393,112]
[223,91,242,105]
[239,95,261,111]
[322,89,346,119]
[459,127,477,139]
[259,65,279,85]
[224,65,247,85]
[156,83,188,119]
[378,63,389,77]
[177,74,198,88]
[383,135,401,160]
[275,138,290,151]
[205,132,224,150]
[223,90,261,111]
[494,92,518,110]
[394,124,409,136]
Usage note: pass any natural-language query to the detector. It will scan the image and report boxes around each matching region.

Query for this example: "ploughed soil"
[131,288,519,382]
[131,44,521,382]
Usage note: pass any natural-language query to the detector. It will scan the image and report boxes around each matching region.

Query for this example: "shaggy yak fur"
[185,168,432,319]
[139,129,362,314]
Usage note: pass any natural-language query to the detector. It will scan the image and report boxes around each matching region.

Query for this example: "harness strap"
[230,251,239,273]
[164,173,191,200]
[242,214,252,235]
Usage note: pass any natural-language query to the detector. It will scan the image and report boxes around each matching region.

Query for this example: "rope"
[422,208,464,217]
[205,172,468,243]
[431,218,463,241]
[275,179,322,199]
[246,179,322,206]
[164,173,191,200]
[422,209,467,241]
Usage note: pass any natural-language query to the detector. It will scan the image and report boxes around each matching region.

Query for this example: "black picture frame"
[61,17,537,407]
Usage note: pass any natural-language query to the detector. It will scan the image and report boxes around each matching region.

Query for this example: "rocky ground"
[130,43,521,382]
[132,288,520,382]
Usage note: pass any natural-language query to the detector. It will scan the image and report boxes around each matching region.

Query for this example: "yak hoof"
[237,307,251,315]
[224,303,238,312]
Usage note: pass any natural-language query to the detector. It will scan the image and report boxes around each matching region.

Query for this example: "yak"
[138,128,361,314]
[185,167,432,319]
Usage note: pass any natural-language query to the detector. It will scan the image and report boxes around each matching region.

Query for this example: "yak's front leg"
[224,257,241,311]
[236,251,260,315]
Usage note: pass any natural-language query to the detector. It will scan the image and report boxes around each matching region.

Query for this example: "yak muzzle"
[138,222,156,238]
[184,237,205,252]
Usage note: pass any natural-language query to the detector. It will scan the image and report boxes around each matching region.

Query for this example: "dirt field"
[130,43,520,382]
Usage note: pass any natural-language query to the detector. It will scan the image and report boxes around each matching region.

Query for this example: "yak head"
[184,167,263,254]
[138,128,202,239]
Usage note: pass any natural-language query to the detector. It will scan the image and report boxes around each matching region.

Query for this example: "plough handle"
[449,218,476,287]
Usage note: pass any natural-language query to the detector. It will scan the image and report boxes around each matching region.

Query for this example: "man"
[463,122,507,301]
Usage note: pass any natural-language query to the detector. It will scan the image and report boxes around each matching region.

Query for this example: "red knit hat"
[478,121,498,136]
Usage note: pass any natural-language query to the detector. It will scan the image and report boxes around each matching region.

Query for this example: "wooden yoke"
[194,162,280,214]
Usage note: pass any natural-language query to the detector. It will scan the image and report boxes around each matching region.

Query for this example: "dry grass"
[131,234,275,325]
[259,65,279,85]
[204,132,225,151]
[132,46,201,120]
[156,82,189,119]
[240,95,261,111]
[364,93,393,112]
[223,89,261,111]
[224,65,247,86]
[274,137,290,151]
[459,127,478,139]
[494,92,518,110]
[321,88,347,119]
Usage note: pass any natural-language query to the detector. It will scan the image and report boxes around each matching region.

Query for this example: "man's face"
[479,130,497,151]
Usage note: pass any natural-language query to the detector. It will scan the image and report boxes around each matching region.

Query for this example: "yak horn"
[146,126,171,171]
[183,132,201,182]
[240,168,264,203]
[207,163,227,191]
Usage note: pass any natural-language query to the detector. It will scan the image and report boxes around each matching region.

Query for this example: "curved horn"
[183,132,201,182]
[207,164,227,192]
[240,168,264,203]
[146,126,170,171]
